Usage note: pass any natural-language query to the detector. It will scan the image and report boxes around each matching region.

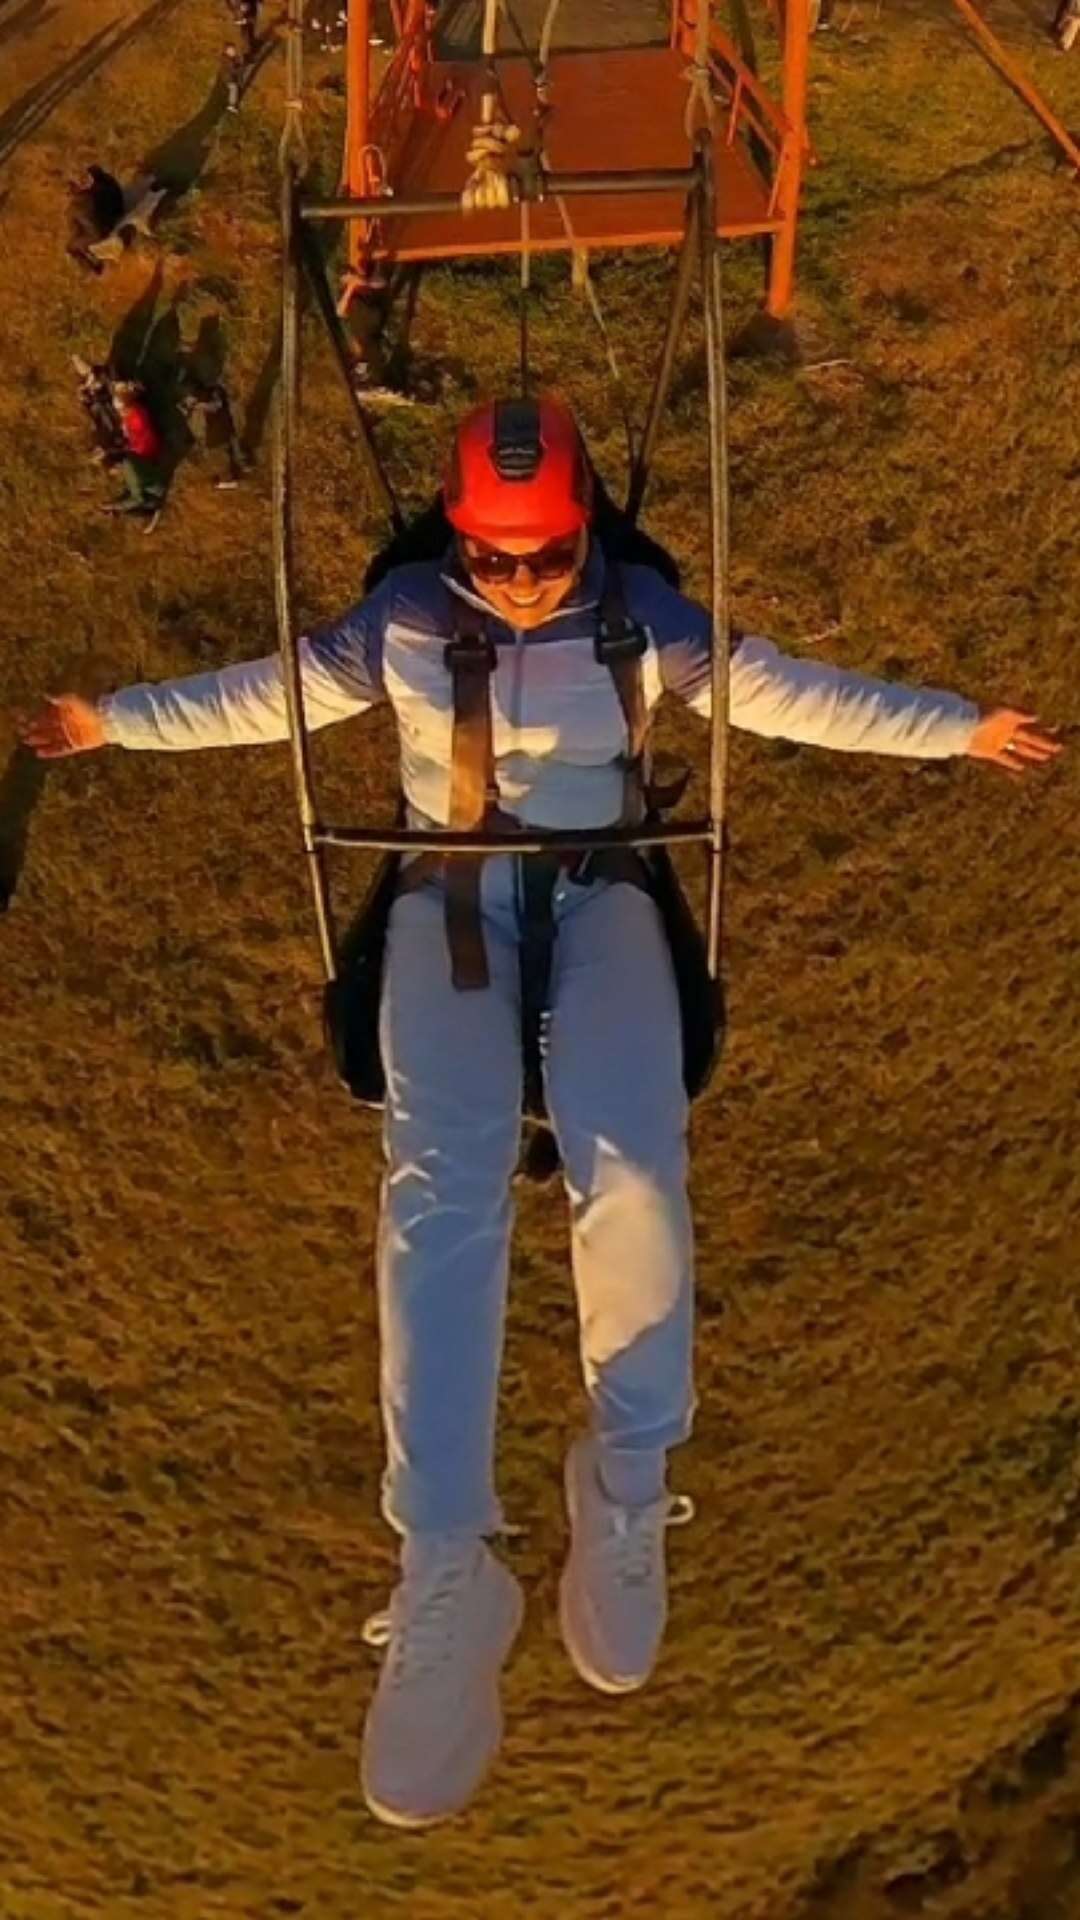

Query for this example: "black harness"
[324,565,723,1145]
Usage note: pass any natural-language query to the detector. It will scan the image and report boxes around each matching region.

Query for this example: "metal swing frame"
[273,10,738,999]
[273,145,732,988]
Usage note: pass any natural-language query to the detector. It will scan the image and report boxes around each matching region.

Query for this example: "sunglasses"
[461,533,582,586]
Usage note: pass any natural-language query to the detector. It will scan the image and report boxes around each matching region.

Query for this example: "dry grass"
[1,2,1079,1915]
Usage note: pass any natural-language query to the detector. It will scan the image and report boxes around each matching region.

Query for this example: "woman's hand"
[15,695,106,759]
[966,708,1062,777]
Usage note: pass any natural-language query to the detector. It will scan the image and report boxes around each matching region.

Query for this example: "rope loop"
[461,117,522,211]
[683,60,717,140]
[683,0,717,142]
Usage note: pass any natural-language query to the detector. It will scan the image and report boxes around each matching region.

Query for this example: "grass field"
[1,2,1079,1915]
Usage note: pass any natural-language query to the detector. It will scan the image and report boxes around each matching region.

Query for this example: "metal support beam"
[766,0,810,318]
[314,821,714,854]
[344,0,373,286]
[625,194,700,525]
[300,167,702,221]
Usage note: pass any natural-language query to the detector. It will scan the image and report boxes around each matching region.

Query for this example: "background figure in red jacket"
[102,381,166,527]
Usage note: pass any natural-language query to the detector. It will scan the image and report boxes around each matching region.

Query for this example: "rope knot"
[683,59,717,139]
[461,117,522,212]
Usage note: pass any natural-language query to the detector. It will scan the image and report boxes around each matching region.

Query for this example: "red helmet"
[444,396,593,543]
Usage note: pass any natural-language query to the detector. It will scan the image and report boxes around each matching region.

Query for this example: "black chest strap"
[408,566,681,997]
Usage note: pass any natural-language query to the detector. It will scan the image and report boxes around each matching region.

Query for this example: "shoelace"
[361,1551,474,1686]
[607,1492,695,1589]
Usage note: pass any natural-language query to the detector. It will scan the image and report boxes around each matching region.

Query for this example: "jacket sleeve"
[645,576,979,760]
[97,590,388,752]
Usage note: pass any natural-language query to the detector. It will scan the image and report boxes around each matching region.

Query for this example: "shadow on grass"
[133,29,277,219]
[187,312,227,388]
[109,258,165,376]
[240,331,281,459]
[241,217,349,458]
[140,75,232,200]
[0,0,60,57]
[0,745,47,913]
[0,0,185,170]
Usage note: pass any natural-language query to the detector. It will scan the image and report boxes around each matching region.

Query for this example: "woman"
[18,396,1060,1828]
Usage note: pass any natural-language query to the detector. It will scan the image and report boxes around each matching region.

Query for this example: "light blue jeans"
[376,856,696,1535]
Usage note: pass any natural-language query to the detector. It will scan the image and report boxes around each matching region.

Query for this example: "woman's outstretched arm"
[16,588,389,759]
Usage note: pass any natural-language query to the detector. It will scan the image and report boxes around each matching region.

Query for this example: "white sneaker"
[559,1435,694,1695]
[361,1534,524,1828]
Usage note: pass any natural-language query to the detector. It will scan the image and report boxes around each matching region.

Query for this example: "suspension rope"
[536,0,561,89]
[496,0,633,467]
[684,0,717,142]
[461,0,522,210]
[279,0,309,176]
[518,199,530,395]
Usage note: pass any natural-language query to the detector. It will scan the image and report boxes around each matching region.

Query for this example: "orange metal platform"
[374,47,780,262]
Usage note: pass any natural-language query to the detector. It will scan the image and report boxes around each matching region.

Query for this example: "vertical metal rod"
[625,193,699,525]
[298,220,404,531]
[518,202,530,396]
[766,0,809,317]
[345,0,373,286]
[273,171,339,982]
[696,137,731,984]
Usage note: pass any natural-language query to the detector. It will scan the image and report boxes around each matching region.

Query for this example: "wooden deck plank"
[368,47,779,260]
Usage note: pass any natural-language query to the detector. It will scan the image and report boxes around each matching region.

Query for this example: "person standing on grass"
[101,381,166,528]
[16,396,1062,1829]
[233,0,258,62]
[179,375,249,489]
[222,41,245,114]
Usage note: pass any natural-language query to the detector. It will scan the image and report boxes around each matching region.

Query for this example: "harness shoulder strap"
[442,590,498,989]
[445,593,498,829]
[595,563,690,818]
[595,563,648,767]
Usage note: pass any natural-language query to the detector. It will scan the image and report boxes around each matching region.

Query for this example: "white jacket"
[99,546,979,829]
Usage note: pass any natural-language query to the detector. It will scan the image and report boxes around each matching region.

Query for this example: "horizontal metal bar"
[312,821,712,854]
[300,168,700,223]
